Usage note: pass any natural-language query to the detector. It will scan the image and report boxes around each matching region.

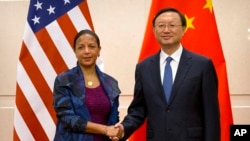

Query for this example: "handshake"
[104,123,124,141]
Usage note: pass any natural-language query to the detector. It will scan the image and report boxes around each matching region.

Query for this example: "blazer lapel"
[71,64,86,100]
[97,66,120,106]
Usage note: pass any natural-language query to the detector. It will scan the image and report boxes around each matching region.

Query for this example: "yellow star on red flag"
[203,0,213,13]
[185,15,195,32]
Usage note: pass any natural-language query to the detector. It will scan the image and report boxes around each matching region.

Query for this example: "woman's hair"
[73,29,100,49]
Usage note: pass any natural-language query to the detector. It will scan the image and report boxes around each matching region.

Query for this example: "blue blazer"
[122,48,220,141]
[53,63,121,141]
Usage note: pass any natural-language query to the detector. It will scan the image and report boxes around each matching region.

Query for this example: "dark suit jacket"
[122,48,220,141]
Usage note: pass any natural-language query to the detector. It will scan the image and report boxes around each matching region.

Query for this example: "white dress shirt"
[160,45,183,84]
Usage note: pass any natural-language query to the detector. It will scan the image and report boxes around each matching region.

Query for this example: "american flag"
[13,0,102,140]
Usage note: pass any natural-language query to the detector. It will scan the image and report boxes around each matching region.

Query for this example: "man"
[114,7,220,141]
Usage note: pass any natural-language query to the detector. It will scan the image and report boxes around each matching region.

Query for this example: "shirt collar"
[160,45,183,64]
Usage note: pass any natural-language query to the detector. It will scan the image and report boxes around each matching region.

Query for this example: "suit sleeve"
[202,59,220,141]
[121,64,147,139]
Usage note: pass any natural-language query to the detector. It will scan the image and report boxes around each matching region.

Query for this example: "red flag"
[129,0,233,141]
[13,0,100,140]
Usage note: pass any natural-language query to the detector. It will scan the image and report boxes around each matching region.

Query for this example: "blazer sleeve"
[53,75,89,133]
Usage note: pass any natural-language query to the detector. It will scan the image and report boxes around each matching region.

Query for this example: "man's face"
[153,12,185,48]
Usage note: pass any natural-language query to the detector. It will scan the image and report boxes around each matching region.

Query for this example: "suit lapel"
[168,49,192,105]
[149,52,168,105]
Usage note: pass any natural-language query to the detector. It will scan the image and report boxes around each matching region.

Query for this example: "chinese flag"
[129,0,233,141]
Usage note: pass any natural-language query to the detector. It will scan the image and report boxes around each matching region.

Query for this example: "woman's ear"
[98,46,101,56]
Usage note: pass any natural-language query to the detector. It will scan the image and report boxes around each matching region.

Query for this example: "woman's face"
[74,33,100,68]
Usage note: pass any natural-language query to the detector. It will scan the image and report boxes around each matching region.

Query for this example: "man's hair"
[152,7,186,27]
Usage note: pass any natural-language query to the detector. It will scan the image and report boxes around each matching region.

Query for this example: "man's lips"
[161,35,172,40]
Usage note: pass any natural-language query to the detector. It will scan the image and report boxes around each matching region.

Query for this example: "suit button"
[167,128,174,133]
[167,109,170,112]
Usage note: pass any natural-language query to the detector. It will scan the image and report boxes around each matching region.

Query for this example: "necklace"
[87,81,93,86]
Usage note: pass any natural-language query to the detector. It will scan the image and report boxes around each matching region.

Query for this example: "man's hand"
[105,125,120,137]
[110,123,124,141]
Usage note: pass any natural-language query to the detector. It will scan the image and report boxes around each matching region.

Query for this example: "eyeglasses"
[155,23,182,30]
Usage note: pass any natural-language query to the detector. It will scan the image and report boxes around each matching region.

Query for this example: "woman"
[53,29,121,141]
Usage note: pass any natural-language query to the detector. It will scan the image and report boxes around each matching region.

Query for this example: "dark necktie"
[163,57,173,102]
